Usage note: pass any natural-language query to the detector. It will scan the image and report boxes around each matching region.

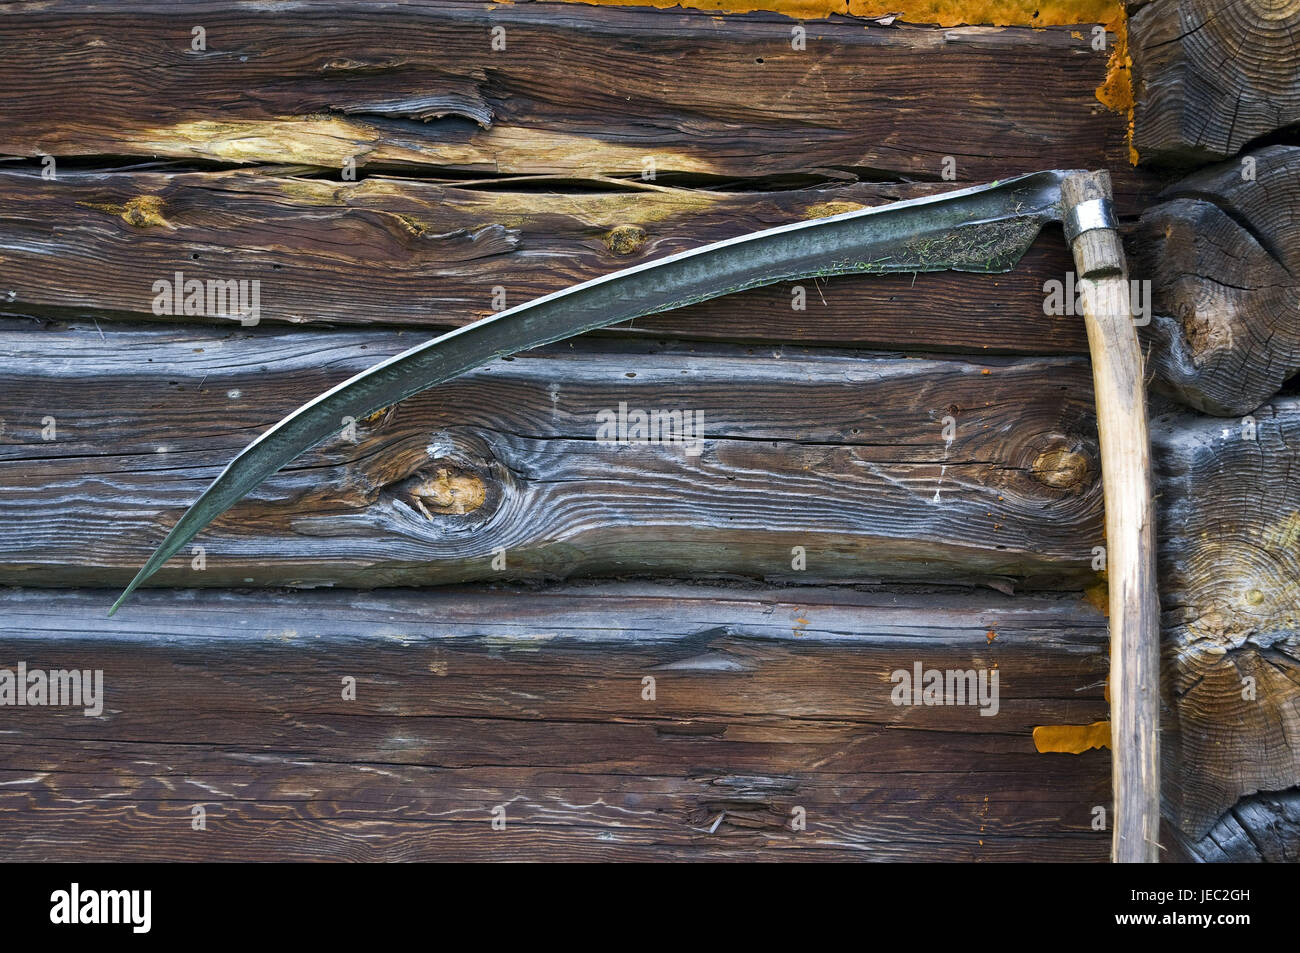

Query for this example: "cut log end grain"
[1153,398,1300,839]
[1130,0,1300,165]
[1130,145,1300,416]
[1164,790,1300,862]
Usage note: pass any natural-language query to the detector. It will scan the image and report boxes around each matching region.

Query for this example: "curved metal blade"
[110,170,1074,614]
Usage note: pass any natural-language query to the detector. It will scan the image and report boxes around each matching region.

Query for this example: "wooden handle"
[1062,171,1161,863]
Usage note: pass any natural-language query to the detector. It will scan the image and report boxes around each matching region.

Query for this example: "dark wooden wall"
[0,0,1295,861]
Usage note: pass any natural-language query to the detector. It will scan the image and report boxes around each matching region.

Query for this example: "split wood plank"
[0,169,1089,353]
[0,2,1156,206]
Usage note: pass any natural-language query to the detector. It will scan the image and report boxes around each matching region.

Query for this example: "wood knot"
[406,467,486,517]
[1031,446,1091,489]
[80,194,172,229]
[604,224,647,256]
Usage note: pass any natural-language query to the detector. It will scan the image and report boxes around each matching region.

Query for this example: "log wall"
[2,0,1297,861]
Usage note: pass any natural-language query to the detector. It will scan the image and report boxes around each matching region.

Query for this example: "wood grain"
[1153,397,1300,839]
[1129,0,1300,165]
[0,583,1112,861]
[0,168,1091,352]
[1130,145,1300,416]
[0,2,1156,205]
[0,322,1105,589]
[1164,790,1300,862]
[1063,170,1160,862]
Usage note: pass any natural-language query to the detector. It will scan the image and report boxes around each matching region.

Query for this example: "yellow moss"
[551,0,1117,27]
[394,213,430,236]
[804,200,867,219]
[1033,720,1111,753]
[455,187,720,231]
[604,224,648,255]
[78,194,174,229]
[1262,511,1300,549]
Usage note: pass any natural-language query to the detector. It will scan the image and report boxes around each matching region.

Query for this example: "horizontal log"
[0,2,1157,206]
[0,169,1089,352]
[0,583,1111,861]
[1153,397,1300,838]
[0,322,1105,590]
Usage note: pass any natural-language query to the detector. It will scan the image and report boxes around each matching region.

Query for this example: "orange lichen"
[1033,721,1110,753]
[552,0,1118,27]
[1083,574,1109,615]
[1094,7,1137,164]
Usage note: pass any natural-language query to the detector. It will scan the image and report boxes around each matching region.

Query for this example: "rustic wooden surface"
[0,2,1156,206]
[0,584,1113,861]
[1165,790,1300,863]
[1131,145,1300,416]
[0,322,1105,589]
[1129,0,1300,165]
[4,0,1296,863]
[0,169,1091,353]
[1152,397,1300,840]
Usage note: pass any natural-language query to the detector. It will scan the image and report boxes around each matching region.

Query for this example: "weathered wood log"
[0,321,1105,589]
[0,169,1090,352]
[1129,0,1300,165]
[0,583,1111,861]
[1153,397,1300,839]
[0,2,1155,205]
[1130,145,1300,416]
[1164,790,1300,862]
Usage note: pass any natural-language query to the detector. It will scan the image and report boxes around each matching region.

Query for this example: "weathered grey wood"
[1165,790,1300,862]
[1063,170,1160,862]
[0,321,1105,590]
[0,1,1156,206]
[0,583,1111,861]
[1152,397,1300,839]
[1130,0,1300,165]
[0,169,1088,352]
[1130,145,1300,416]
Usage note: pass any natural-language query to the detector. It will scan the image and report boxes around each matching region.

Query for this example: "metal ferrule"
[1063,197,1117,244]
